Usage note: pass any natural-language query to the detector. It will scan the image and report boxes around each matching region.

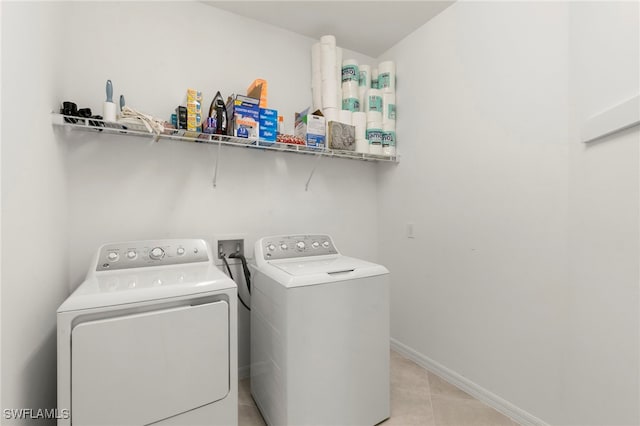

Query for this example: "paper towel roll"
[378,60,396,92]
[382,123,396,156]
[322,80,339,108]
[339,110,353,125]
[367,111,382,123]
[356,139,369,154]
[365,89,383,113]
[320,35,336,47]
[342,80,359,96]
[312,87,322,112]
[320,44,336,79]
[382,92,396,127]
[352,112,367,140]
[342,59,359,84]
[312,42,321,74]
[367,124,383,155]
[358,64,371,88]
[358,86,367,115]
[336,48,343,86]
[342,97,359,112]
[371,68,379,89]
[323,107,339,124]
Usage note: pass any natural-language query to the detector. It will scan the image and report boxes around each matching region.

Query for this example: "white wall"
[1,2,69,421]
[56,2,378,374]
[378,1,639,424]
[564,2,640,425]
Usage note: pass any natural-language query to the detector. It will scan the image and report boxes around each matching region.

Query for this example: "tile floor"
[238,350,519,426]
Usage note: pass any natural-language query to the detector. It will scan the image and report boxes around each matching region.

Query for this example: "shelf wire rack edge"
[51,113,398,163]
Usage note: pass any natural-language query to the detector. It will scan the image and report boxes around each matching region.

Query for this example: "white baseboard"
[390,338,549,426]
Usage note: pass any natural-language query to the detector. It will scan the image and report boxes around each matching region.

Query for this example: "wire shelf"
[51,113,399,163]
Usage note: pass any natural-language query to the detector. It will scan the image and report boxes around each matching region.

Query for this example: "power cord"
[228,253,251,294]
[221,254,251,311]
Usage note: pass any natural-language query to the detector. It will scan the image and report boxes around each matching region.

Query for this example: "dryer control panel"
[258,234,338,261]
[96,239,210,271]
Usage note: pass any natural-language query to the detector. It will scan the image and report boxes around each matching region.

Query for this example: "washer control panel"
[96,239,209,271]
[261,235,338,261]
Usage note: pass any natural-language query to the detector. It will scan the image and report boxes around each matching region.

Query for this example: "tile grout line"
[424,364,437,426]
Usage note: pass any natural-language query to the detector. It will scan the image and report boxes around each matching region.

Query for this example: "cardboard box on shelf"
[233,95,260,139]
[294,108,325,149]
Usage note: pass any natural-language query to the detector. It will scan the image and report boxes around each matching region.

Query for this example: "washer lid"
[267,255,389,287]
[58,264,236,312]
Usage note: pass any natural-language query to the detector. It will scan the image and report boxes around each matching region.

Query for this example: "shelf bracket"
[212,141,221,189]
[305,153,323,192]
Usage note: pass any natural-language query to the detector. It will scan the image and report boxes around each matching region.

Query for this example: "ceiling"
[204,1,455,57]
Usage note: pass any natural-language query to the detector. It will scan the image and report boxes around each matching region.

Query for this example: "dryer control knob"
[312,241,320,249]
[296,241,306,250]
[107,252,119,262]
[322,241,330,248]
[176,247,185,256]
[267,244,276,251]
[280,243,288,250]
[126,250,137,260]
[150,247,165,260]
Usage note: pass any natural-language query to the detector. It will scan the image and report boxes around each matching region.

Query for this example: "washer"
[57,239,237,426]
[250,234,390,426]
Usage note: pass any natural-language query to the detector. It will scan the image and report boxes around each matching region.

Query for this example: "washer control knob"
[280,243,288,250]
[126,250,137,260]
[267,244,276,251]
[149,247,165,260]
[322,241,330,248]
[296,241,306,250]
[107,252,119,262]
[177,247,185,256]
[312,241,320,249]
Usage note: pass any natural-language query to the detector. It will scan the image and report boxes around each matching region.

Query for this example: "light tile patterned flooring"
[239,350,519,426]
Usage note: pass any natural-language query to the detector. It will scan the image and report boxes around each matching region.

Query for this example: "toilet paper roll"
[378,60,396,92]
[311,42,321,74]
[367,111,382,124]
[323,107,339,124]
[322,81,338,108]
[320,44,336,79]
[342,80,359,96]
[320,35,336,47]
[312,72,322,92]
[103,101,116,122]
[371,68,379,89]
[342,59,359,84]
[339,109,352,125]
[356,139,369,154]
[352,112,367,140]
[358,64,371,88]
[358,86,367,114]
[365,89,383,113]
[382,92,396,126]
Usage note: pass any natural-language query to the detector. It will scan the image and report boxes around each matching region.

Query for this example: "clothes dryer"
[57,239,237,426]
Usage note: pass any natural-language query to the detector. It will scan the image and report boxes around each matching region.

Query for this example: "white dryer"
[250,234,390,426]
[57,239,237,426]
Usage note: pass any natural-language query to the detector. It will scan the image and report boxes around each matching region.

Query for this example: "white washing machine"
[250,234,390,426]
[57,239,237,426]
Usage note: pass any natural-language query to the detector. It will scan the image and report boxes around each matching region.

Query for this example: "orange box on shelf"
[247,79,268,108]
